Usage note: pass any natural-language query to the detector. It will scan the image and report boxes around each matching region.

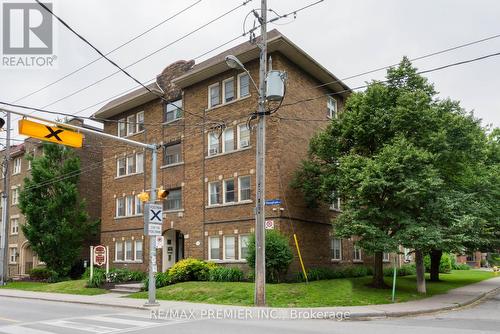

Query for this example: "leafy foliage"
[246,230,293,283]
[168,258,217,283]
[208,267,244,282]
[383,264,417,277]
[29,267,57,281]
[20,143,99,278]
[452,263,471,270]
[297,266,371,282]
[424,253,454,273]
[84,267,146,288]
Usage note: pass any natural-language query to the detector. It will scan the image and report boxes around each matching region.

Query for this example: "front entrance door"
[162,229,184,271]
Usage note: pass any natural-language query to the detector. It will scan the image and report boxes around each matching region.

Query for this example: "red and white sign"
[93,245,107,266]
[265,220,275,229]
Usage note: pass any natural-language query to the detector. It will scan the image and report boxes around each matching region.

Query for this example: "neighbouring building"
[95,30,398,275]
[0,118,103,278]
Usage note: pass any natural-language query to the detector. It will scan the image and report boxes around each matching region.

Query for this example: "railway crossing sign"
[144,203,163,236]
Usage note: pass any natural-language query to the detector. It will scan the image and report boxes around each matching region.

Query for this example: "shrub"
[84,267,146,287]
[86,268,106,288]
[383,264,416,277]
[29,267,56,280]
[487,253,500,266]
[297,266,371,282]
[424,252,453,273]
[168,258,217,283]
[143,271,172,290]
[452,263,471,270]
[247,230,293,283]
[208,267,244,282]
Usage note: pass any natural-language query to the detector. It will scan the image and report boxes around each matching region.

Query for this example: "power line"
[274,50,500,122]
[316,32,500,89]
[7,0,203,106]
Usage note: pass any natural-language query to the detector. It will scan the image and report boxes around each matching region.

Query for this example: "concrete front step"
[110,283,143,294]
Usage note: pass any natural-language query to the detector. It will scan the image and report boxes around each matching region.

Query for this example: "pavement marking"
[84,315,154,327]
[0,317,19,323]
[40,320,118,333]
[0,326,56,334]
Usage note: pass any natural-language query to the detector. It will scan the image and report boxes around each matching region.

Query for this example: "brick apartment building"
[95,30,396,275]
[0,118,102,278]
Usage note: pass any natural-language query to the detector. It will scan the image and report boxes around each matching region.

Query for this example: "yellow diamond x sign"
[19,119,83,148]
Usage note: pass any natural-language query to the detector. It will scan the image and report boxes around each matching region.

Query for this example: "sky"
[1,0,499,143]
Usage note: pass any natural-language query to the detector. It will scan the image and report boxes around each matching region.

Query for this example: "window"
[135,195,143,215]
[136,152,144,174]
[125,240,133,261]
[136,111,145,132]
[209,236,220,260]
[208,132,219,156]
[403,248,412,262]
[9,247,17,264]
[117,157,126,177]
[209,84,220,108]
[28,159,31,170]
[238,176,251,201]
[383,252,390,262]
[223,179,235,203]
[10,218,19,235]
[224,236,236,260]
[238,73,250,98]
[223,78,235,103]
[164,188,182,211]
[208,181,221,206]
[163,142,182,165]
[239,235,249,260]
[13,157,21,175]
[11,188,19,205]
[127,114,136,135]
[116,198,125,217]
[164,99,183,123]
[115,242,123,261]
[353,244,362,261]
[125,195,134,216]
[134,240,143,261]
[238,124,250,149]
[126,155,135,174]
[330,191,341,211]
[223,128,234,153]
[327,96,337,119]
[331,238,342,260]
[118,119,126,137]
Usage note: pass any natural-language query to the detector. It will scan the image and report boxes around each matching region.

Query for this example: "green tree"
[20,143,98,279]
[246,230,293,283]
[293,58,493,292]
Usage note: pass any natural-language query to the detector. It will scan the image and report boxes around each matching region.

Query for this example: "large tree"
[20,143,98,279]
[293,58,493,292]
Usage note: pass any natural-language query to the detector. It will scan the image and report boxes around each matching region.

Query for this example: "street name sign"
[265,199,282,206]
[19,119,83,148]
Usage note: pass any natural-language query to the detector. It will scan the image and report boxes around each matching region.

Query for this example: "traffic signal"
[0,118,4,129]
[137,191,149,202]
[157,187,169,200]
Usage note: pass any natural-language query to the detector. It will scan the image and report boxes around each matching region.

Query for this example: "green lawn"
[129,270,496,307]
[0,279,107,296]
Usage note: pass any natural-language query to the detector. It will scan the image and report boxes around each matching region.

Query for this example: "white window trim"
[223,235,236,261]
[208,181,220,206]
[208,83,220,109]
[134,240,143,262]
[118,118,126,137]
[223,179,235,204]
[238,176,251,202]
[163,99,183,124]
[116,197,125,217]
[13,158,21,175]
[9,247,18,264]
[124,240,133,261]
[208,236,220,261]
[222,77,235,104]
[208,132,220,156]
[136,111,144,133]
[237,72,250,99]
[125,196,134,217]
[353,245,363,262]
[136,152,144,174]
[115,241,123,262]
[238,234,249,261]
[331,238,342,261]
[237,124,250,149]
[127,114,136,136]
[383,252,390,262]
[163,142,182,166]
[327,96,338,119]
[222,128,234,153]
[10,218,19,235]
[11,187,19,206]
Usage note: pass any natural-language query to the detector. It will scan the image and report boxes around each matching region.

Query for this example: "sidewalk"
[0,276,499,320]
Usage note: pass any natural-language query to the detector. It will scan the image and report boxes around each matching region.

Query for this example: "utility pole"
[0,110,11,285]
[254,0,268,306]
[146,147,159,306]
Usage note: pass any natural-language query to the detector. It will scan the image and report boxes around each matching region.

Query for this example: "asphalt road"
[0,292,499,334]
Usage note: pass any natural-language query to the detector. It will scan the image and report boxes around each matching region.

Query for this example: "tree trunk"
[372,251,386,288]
[430,249,442,282]
[415,250,427,294]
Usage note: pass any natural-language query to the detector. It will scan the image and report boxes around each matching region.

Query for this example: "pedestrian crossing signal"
[158,187,169,200]
[137,192,149,202]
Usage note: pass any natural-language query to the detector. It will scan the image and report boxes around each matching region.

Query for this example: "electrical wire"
[6,0,204,106]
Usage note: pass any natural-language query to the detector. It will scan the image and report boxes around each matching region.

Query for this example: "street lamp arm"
[245,69,260,95]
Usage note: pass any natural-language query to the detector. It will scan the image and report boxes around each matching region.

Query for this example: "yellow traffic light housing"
[137,191,149,202]
[158,187,169,200]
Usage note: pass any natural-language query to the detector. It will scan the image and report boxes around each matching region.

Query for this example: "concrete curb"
[0,281,499,321]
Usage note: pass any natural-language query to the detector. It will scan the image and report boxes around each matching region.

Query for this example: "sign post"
[89,246,94,281]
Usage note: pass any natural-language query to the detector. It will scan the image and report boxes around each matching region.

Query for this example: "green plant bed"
[0,279,107,295]
[129,270,495,307]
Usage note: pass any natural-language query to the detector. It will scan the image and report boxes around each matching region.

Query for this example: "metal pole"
[254,0,267,306]
[0,111,10,285]
[392,257,397,302]
[146,147,159,306]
